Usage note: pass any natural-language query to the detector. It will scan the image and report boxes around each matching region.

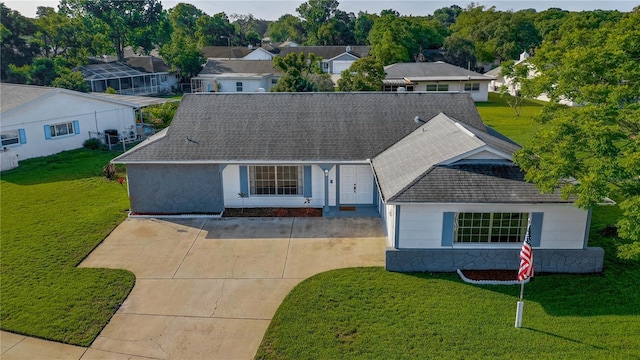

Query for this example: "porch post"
[323,167,330,213]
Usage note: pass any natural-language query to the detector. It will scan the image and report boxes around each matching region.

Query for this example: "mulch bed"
[460,269,520,281]
[223,207,323,217]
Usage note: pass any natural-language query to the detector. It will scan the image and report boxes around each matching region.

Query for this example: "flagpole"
[515,216,533,328]
[515,281,525,328]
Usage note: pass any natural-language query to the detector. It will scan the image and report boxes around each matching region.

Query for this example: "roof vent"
[414,116,427,125]
[346,45,352,53]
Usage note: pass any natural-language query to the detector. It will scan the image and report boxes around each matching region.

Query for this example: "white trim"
[440,145,512,165]
[454,122,476,137]
[112,159,371,165]
[457,269,529,286]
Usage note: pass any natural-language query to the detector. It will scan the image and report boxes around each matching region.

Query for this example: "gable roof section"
[124,55,170,73]
[199,59,284,76]
[372,113,518,201]
[202,46,254,59]
[390,164,572,203]
[384,62,494,82]
[1,83,138,117]
[113,92,485,163]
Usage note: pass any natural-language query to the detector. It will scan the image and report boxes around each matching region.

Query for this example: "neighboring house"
[276,46,371,74]
[191,59,284,93]
[486,52,578,106]
[0,83,137,169]
[112,92,603,274]
[383,62,494,102]
[243,47,277,60]
[201,46,256,60]
[76,61,176,95]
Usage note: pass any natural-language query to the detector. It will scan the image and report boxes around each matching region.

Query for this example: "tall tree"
[336,56,385,91]
[296,0,339,44]
[267,14,306,43]
[61,0,163,61]
[442,35,476,69]
[195,12,236,47]
[1,4,39,81]
[433,5,462,28]
[514,10,640,259]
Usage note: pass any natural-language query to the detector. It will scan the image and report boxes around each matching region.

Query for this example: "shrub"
[83,138,103,150]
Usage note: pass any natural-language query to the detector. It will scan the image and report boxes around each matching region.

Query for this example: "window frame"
[50,122,75,138]
[1,130,20,146]
[464,82,480,91]
[249,165,303,196]
[236,81,243,92]
[454,212,529,244]
[426,83,449,92]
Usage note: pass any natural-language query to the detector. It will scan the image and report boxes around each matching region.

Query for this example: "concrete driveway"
[1,217,386,360]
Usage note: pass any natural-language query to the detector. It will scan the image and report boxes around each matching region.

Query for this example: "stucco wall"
[2,92,135,160]
[395,203,589,250]
[127,163,223,214]
[385,247,604,273]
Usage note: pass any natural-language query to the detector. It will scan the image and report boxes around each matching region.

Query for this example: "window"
[50,122,74,137]
[464,83,480,91]
[271,78,278,84]
[1,130,19,146]
[455,212,528,243]
[236,82,243,92]
[161,74,167,82]
[382,85,415,92]
[426,83,449,92]
[249,165,303,195]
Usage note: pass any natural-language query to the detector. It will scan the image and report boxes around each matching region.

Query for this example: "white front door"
[340,165,373,204]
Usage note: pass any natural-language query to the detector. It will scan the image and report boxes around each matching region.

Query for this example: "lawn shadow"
[523,327,605,350]
[1,148,124,185]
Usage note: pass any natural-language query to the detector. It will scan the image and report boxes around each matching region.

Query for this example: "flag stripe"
[518,221,534,281]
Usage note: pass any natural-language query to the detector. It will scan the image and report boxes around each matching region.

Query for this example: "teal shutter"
[73,120,80,134]
[44,125,52,139]
[530,212,543,247]
[239,166,249,196]
[18,129,26,144]
[441,212,455,246]
[303,165,312,197]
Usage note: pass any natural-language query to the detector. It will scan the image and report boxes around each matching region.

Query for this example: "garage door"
[332,60,353,74]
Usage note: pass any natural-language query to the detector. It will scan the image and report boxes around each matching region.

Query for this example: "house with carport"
[112,92,603,274]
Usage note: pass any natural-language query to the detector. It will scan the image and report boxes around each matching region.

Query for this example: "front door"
[340,165,373,204]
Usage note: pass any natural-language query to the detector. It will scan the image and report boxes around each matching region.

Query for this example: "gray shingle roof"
[1,83,58,113]
[202,46,255,59]
[113,92,485,163]
[199,59,283,75]
[384,62,495,81]
[390,164,572,203]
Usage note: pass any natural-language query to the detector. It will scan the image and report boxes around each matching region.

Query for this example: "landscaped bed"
[0,149,135,346]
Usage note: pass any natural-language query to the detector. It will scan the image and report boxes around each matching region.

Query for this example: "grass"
[256,93,640,359]
[256,207,640,359]
[0,148,135,346]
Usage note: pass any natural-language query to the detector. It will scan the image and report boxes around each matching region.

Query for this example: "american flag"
[518,221,534,281]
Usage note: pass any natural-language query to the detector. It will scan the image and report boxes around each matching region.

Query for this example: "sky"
[4,0,637,20]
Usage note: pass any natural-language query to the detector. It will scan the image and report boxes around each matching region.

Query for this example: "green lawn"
[0,149,135,346]
[256,94,640,359]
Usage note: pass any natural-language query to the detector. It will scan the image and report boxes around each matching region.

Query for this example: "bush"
[83,138,103,150]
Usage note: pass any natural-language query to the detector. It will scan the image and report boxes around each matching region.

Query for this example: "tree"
[195,12,235,47]
[442,35,476,69]
[433,5,462,28]
[271,52,323,92]
[267,14,306,43]
[337,56,384,91]
[52,70,90,92]
[498,59,532,116]
[159,34,204,79]
[61,0,163,61]
[296,0,339,44]
[1,4,39,81]
[514,10,640,259]
[353,12,376,45]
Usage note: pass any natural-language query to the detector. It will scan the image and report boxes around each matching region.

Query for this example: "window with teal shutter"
[44,125,52,139]
[18,129,26,144]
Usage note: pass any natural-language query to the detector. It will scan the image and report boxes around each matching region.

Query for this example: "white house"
[190,59,283,93]
[0,83,137,169]
[276,46,370,75]
[383,62,494,102]
[112,92,603,274]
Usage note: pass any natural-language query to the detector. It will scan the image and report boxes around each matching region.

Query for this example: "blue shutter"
[530,212,543,247]
[303,165,312,197]
[441,212,455,246]
[44,125,52,139]
[73,120,80,134]
[18,129,26,144]
[239,166,249,196]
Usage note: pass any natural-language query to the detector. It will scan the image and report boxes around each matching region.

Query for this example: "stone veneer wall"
[385,247,604,273]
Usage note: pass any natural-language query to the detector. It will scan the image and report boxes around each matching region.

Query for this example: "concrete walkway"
[1,217,386,360]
